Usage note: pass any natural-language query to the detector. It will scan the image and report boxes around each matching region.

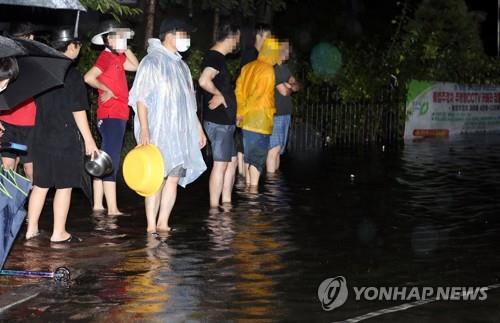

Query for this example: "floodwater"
[1,134,500,322]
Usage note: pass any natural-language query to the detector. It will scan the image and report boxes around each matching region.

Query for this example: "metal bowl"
[85,150,113,177]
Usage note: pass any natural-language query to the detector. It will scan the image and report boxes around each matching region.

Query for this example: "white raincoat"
[129,38,206,187]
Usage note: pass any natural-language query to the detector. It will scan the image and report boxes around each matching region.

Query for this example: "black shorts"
[0,122,34,163]
[235,127,244,153]
[33,148,84,189]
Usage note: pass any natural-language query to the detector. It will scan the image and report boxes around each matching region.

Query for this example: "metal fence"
[288,86,405,152]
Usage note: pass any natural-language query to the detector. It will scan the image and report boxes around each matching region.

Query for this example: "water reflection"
[2,135,500,321]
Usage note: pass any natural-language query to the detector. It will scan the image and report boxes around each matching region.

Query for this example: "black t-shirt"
[240,47,258,68]
[274,63,294,116]
[201,50,236,125]
[34,65,89,151]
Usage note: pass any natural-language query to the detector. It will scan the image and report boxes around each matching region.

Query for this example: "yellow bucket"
[122,144,165,197]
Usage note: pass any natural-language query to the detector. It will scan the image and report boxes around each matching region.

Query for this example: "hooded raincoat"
[235,37,280,135]
[128,38,206,187]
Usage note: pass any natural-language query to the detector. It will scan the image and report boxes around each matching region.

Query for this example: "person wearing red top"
[84,21,138,215]
[0,23,37,180]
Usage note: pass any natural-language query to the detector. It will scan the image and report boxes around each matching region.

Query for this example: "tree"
[80,0,142,21]
[391,0,490,84]
[159,0,292,41]
[145,0,157,48]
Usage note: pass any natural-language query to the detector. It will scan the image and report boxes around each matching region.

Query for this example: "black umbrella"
[0,38,72,110]
[0,35,26,58]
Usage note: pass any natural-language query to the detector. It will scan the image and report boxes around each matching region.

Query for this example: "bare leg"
[156,176,180,232]
[1,157,16,171]
[266,146,281,173]
[103,181,122,215]
[23,162,33,181]
[222,156,238,203]
[93,179,105,211]
[209,161,228,208]
[145,180,164,233]
[51,188,72,242]
[244,162,251,186]
[237,152,245,177]
[276,153,281,170]
[26,185,49,239]
[248,165,261,187]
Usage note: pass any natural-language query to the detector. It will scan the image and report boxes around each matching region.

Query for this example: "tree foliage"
[80,0,142,21]
[159,0,290,17]
[312,0,500,102]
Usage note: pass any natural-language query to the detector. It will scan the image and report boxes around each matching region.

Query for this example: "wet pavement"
[1,134,500,322]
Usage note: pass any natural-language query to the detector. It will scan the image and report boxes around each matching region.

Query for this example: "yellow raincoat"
[236,37,280,135]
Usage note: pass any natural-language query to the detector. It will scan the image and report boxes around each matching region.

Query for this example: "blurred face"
[108,33,128,53]
[228,31,241,53]
[279,41,290,63]
[174,31,191,52]
[0,79,9,93]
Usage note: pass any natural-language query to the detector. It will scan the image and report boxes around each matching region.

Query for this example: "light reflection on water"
[1,134,500,321]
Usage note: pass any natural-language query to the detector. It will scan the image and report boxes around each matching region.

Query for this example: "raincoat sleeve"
[235,72,247,120]
[128,57,161,111]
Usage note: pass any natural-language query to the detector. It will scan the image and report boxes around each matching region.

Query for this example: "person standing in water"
[236,24,272,177]
[26,28,98,243]
[235,37,280,187]
[129,18,207,233]
[267,39,300,173]
[199,23,240,208]
[84,20,138,215]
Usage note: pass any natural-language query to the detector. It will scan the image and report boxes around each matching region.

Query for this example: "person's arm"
[137,101,150,145]
[72,111,98,156]
[83,67,117,103]
[287,75,300,92]
[198,66,227,110]
[123,49,139,72]
[276,83,292,96]
[196,119,207,149]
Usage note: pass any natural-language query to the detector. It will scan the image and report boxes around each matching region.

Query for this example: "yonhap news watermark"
[318,276,488,311]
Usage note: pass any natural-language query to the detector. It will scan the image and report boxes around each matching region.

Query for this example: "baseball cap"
[159,18,195,34]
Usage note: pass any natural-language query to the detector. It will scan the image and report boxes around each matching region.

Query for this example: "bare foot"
[93,207,106,213]
[50,232,71,242]
[107,210,124,216]
[25,230,40,240]
[156,225,171,233]
[147,227,157,234]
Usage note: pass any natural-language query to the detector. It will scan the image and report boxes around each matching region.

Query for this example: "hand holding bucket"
[85,150,113,177]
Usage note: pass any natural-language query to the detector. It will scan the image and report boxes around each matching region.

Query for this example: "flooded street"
[1,134,500,322]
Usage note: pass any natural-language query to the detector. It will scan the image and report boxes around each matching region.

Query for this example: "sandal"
[50,234,82,244]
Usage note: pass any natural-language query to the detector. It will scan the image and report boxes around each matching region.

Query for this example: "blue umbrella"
[0,169,31,269]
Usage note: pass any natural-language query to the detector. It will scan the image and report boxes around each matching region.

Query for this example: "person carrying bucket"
[84,20,139,215]
[25,27,99,243]
[128,17,207,233]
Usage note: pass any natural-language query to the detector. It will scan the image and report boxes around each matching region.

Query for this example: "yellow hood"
[257,37,280,66]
